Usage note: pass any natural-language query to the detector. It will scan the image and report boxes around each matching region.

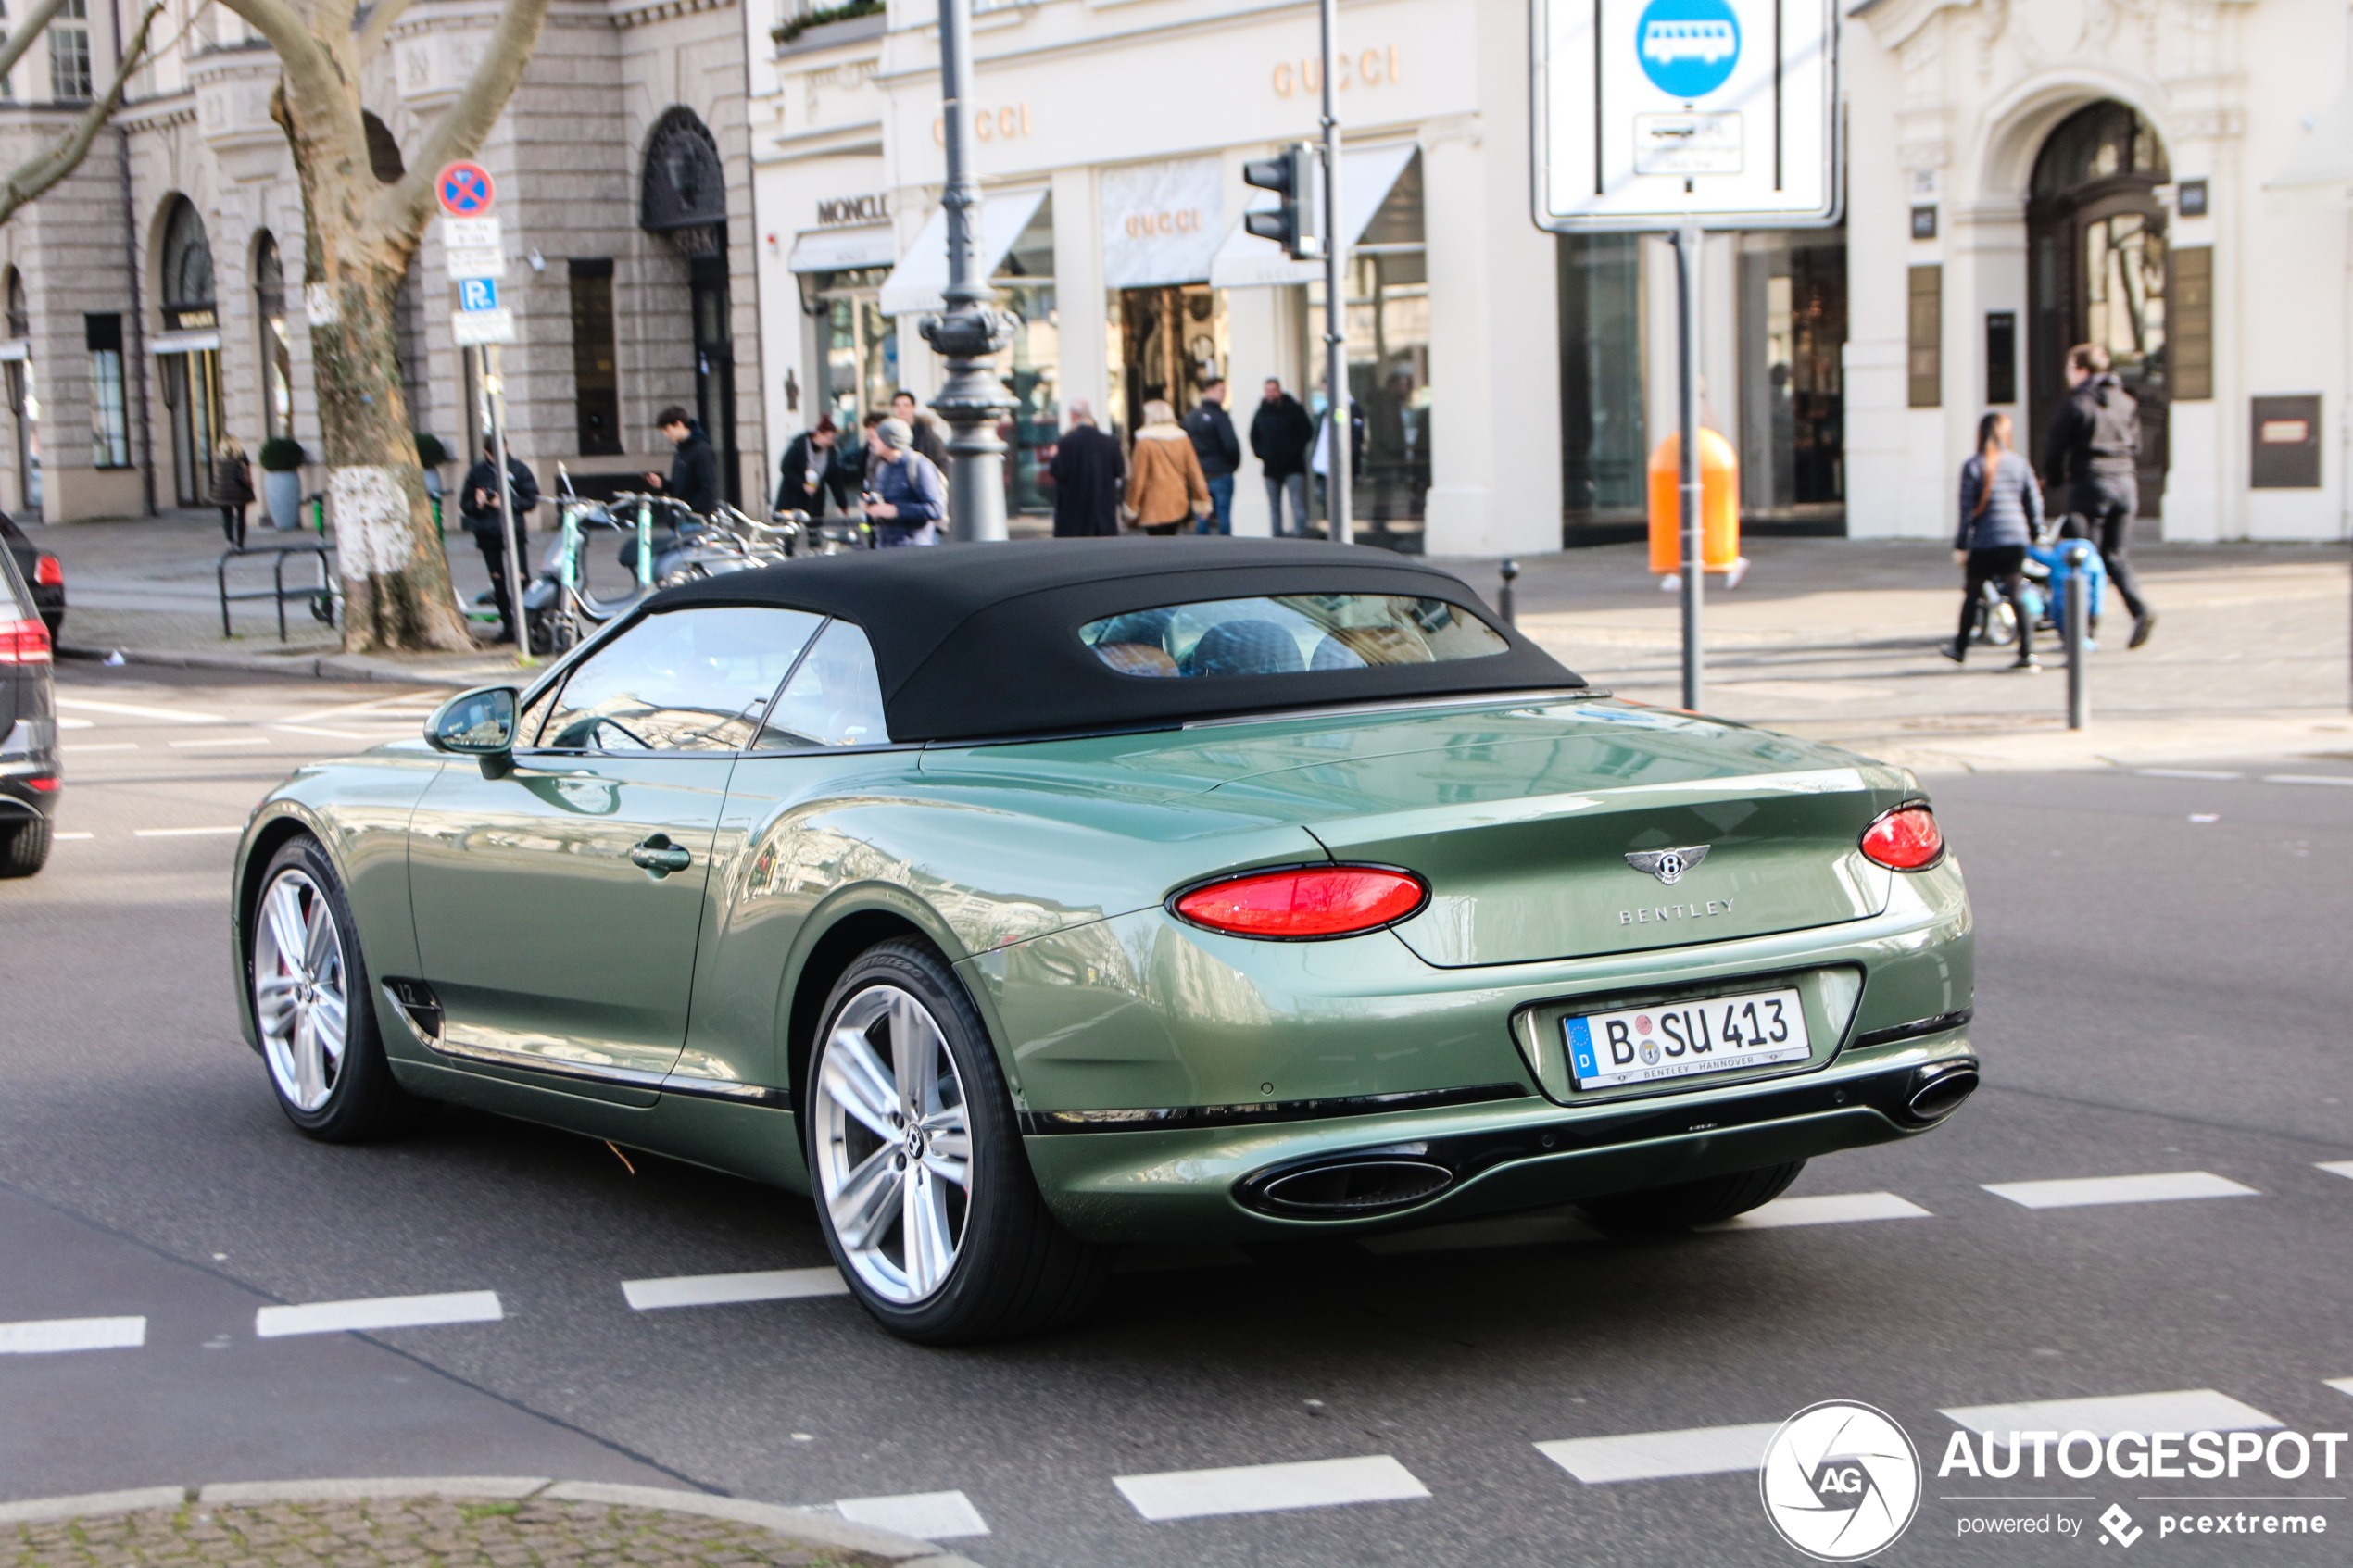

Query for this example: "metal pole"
[1498,558,1519,626]
[2064,541,2091,729]
[486,345,529,661]
[1321,0,1350,546]
[1675,223,1704,711]
[920,0,1011,543]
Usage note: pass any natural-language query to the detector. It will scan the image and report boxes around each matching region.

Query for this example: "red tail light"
[1861,804,1944,871]
[32,554,61,587]
[0,617,50,664]
[1172,865,1428,940]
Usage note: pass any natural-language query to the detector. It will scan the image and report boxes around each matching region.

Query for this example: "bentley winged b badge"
[1626,845,1710,885]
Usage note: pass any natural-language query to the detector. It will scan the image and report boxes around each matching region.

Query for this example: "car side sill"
[1018,1081,1531,1135]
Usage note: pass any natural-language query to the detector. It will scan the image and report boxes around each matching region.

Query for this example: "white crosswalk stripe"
[2261,774,2353,787]
[1982,1171,2258,1209]
[834,1491,988,1539]
[255,1290,503,1337]
[621,1268,848,1310]
[1114,1455,1430,1521]
[0,1315,146,1354]
[1536,1423,1781,1484]
[2315,1161,2353,1182]
[1699,1192,1931,1230]
[1942,1389,2280,1438]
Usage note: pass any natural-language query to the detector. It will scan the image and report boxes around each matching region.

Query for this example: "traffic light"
[1242,143,1321,260]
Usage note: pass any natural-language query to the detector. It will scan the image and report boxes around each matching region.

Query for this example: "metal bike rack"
[218,542,340,642]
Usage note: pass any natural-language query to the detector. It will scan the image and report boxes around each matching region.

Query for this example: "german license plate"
[1563,986,1810,1090]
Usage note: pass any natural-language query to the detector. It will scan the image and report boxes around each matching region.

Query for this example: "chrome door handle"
[629,835,693,876]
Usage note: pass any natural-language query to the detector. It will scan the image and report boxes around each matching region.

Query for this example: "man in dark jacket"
[1048,401,1123,537]
[775,419,845,516]
[1250,378,1315,537]
[1183,379,1241,534]
[647,405,720,516]
[862,417,945,546]
[2044,343,2155,646]
[889,390,950,470]
[459,435,540,645]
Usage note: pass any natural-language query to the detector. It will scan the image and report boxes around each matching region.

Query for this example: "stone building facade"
[0,0,764,525]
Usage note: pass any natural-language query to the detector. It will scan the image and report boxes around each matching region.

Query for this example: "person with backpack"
[862,417,946,546]
[459,434,540,645]
[2044,342,2156,647]
[1944,411,2043,671]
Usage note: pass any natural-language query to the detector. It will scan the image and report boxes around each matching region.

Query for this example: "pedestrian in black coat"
[459,436,540,645]
[647,405,720,516]
[209,438,256,547]
[2044,343,2155,646]
[1250,380,1315,537]
[1048,402,1124,537]
[775,419,846,515]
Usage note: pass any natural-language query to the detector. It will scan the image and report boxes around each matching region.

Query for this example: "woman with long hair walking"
[1944,410,2043,671]
[209,437,256,548]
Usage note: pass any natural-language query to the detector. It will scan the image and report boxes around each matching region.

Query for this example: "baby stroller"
[1969,520,2107,648]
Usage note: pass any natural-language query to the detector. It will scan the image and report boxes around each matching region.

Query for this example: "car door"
[406,604,824,1100]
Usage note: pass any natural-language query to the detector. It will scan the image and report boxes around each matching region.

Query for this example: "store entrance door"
[161,348,222,509]
[2026,101,2171,516]
[1114,284,1224,435]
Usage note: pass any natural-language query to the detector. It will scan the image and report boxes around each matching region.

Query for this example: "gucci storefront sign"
[1101,157,1224,289]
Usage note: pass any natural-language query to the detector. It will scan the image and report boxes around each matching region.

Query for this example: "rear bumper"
[1024,1026,1975,1244]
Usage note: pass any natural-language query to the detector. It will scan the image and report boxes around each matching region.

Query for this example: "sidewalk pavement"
[23,511,2353,774]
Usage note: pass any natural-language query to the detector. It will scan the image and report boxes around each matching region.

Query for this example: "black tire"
[805,938,1107,1344]
[0,814,51,877]
[248,834,425,1142]
[1577,1159,1807,1237]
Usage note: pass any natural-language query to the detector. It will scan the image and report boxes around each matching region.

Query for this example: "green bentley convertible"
[231,539,1974,1342]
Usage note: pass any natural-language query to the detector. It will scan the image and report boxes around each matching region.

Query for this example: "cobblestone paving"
[6,1498,892,1568]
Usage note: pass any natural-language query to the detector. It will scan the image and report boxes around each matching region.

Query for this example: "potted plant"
[258,436,307,531]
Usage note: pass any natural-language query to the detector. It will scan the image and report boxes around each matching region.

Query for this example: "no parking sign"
[436,161,495,219]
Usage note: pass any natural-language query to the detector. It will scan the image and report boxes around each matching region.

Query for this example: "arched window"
[2032,102,2169,199]
[641,107,726,251]
[255,232,293,439]
[160,197,216,329]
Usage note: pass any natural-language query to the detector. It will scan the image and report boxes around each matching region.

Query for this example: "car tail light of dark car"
[1172,866,1429,939]
[32,554,61,588]
[1861,804,1944,871]
[0,616,50,665]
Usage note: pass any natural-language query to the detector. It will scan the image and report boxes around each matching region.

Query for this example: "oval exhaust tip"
[1907,1065,1979,1123]
[1259,1159,1453,1215]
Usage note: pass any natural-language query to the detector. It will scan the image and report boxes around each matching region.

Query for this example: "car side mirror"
[426,686,520,777]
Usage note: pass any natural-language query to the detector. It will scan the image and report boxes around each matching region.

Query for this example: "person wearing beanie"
[863,415,947,546]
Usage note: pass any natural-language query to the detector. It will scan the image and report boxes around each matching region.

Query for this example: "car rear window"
[1079,594,1509,679]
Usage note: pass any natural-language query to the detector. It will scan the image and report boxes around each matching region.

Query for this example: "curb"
[0,1477,985,1568]
[58,644,519,689]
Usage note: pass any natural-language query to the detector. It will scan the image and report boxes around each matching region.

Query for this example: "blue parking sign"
[459,277,499,312]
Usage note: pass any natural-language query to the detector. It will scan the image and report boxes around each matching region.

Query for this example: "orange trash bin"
[1646,430,1742,580]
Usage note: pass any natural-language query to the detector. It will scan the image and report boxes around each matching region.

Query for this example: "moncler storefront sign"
[1101,157,1225,289]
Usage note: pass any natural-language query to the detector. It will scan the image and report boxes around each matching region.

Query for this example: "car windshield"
[1078,594,1509,679]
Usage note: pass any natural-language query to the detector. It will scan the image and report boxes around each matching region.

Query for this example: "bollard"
[2063,540,2093,730]
[1499,558,1520,627]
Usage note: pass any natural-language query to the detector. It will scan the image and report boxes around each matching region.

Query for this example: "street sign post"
[436,160,496,219]
[1533,0,1840,711]
[438,163,526,659]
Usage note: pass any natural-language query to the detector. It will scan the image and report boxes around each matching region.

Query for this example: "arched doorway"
[158,196,223,508]
[2027,101,2170,514]
[641,108,737,506]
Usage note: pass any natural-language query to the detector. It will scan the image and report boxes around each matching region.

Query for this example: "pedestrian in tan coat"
[1124,399,1210,534]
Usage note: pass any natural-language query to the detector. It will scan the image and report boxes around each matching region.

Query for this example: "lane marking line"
[834,1491,989,1539]
[1699,1191,1933,1230]
[2317,1162,2353,1182]
[282,690,444,724]
[621,1268,849,1310]
[0,1315,147,1354]
[255,1290,503,1337]
[1944,1390,2280,1439]
[55,697,223,724]
[271,724,389,741]
[1114,1455,1430,1521]
[53,832,94,841]
[1982,1171,2258,1209]
[55,717,93,730]
[1536,1423,1782,1484]
[170,736,271,748]
[132,826,245,838]
[2136,769,2242,780]
[2262,773,2353,786]
[61,743,136,753]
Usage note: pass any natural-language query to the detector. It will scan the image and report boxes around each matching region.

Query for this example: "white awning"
[1209,143,1418,289]
[878,186,1050,315]
[148,329,222,354]
[787,225,898,274]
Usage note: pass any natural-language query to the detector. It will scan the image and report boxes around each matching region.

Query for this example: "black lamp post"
[918,0,1013,543]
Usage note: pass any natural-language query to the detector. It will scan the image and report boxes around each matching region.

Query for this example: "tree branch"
[352,0,415,66]
[0,0,165,227]
[376,0,553,236]
[216,0,371,203]
[0,0,69,96]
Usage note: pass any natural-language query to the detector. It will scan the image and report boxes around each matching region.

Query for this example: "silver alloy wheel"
[253,868,351,1113]
[814,983,974,1304]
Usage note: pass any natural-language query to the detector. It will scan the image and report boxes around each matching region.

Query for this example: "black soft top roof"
[648,537,1582,743]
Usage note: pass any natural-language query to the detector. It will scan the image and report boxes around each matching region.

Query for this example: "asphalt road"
[6,662,2353,1567]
